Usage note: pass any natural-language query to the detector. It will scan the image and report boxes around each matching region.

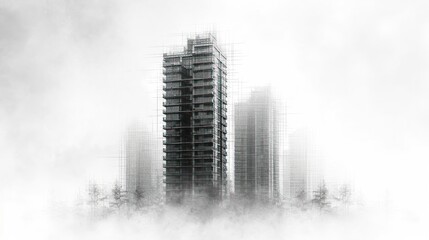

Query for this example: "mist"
[1,0,429,239]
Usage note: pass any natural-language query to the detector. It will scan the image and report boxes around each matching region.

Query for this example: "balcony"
[193,49,213,55]
[163,85,190,91]
[193,56,215,64]
[163,109,192,114]
[163,148,193,153]
[163,76,193,83]
[163,117,181,122]
[193,106,213,112]
[193,97,213,104]
[193,89,213,96]
[193,129,213,135]
[162,60,181,67]
[163,131,182,137]
[163,66,181,75]
[163,93,192,99]
[163,102,192,107]
[163,125,193,130]
[193,114,214,120]
[193,81,213,88]
[194,171,214,176]
[193,64,213,71]
[164,171,182,176]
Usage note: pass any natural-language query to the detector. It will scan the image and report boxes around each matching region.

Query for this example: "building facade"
[162,34,227,202]
[234,87,280,202]
[285,128,324,201]
[125,123,163,199]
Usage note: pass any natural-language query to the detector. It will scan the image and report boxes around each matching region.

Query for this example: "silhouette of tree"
[312,182,330,211]
[110,182,127,210]
[88,183,107,218]
[133,187,144,210]
[338,184,351,205]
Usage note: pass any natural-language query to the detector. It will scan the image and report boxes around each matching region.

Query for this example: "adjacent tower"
[125,123,163,200]
[234,87,280,202]
[162,34,227,202]
[286,128,324,200]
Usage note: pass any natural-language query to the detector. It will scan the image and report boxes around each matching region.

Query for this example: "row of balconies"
[192,36,215,45]
[164,151,212,157]
[193,120,214,127]
[163,121,214,128]
[163,162,215,168]
[163,170,214,176]
[164,179,214,184]
[163,76,193,83]
[193,46,213,55]
[163,125,193,130]
[193,64,213,71]
[193,128,213,135]
[164,154,214,160]
[163,93,192,99]
[163,147,215,153]
[193,89,213,95]
[163,85,191,91]
[163,108,193,114]
[163,132,217,140]
[164,128,212,136]
[193,106,213,112]
[193,56,215,64]
[193,96,212,103]
[165,141,211,147]
[162,57,181,67]
[163,83,212,91]
[193,81,214,88]
[194,72,214,79]
[163,102,192,107]
[163,66,183,74]
[193,114,214,120]
[163,140,193,145]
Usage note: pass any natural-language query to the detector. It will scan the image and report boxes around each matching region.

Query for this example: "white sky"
[1,0,429,217]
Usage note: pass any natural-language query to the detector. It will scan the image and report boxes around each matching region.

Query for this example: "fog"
[1,0,429,239]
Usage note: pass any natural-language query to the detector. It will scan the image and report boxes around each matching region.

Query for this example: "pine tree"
[88,183,107,218]
[110,182,127,210]
[133,187,144,210]
[312,182,330,211]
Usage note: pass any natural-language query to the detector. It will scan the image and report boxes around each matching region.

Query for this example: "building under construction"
[234,87,280,202]
[162,33,228,202]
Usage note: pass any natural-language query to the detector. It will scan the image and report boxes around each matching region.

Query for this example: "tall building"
[162,34,227,202]
[234,87,279,202]
[125,123,163,199]
[285,128,324,200]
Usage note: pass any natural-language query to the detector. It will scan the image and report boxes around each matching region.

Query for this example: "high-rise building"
[234,87,279,202]
[125,123,163,199]
[285,128,324,200]
[162,34,227,202]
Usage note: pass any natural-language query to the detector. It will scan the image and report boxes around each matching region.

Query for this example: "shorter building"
[125,123,163,199]
[234,87,279,202]
[285,128,324,201]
